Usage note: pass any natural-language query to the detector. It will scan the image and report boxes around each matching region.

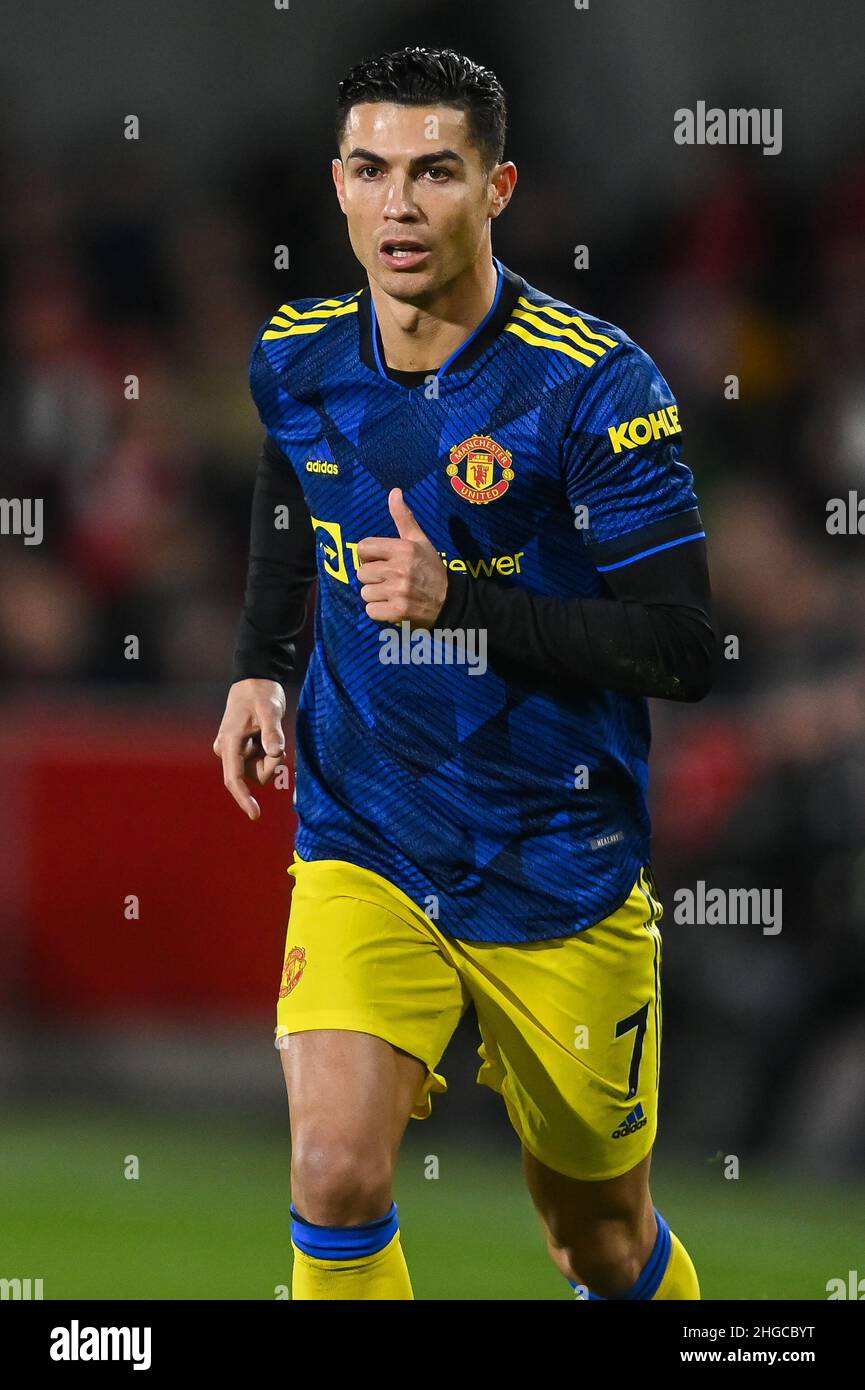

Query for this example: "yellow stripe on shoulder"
[505,298,620,366]
[511,306,607,359]
[517,296,619,348]
[262,292,361,340]
[504,320,599,367]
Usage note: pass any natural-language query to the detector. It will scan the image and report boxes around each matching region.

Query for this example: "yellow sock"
[652,1229,701,1300]
[291,1230,413,1300]
[289,1201,413,1300]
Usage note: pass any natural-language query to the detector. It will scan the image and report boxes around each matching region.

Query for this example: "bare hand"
[213,678,286,820]
[356,488,448,626]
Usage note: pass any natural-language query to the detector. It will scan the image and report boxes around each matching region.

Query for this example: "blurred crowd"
[2,134,864,1171]
[644,154,865,1174]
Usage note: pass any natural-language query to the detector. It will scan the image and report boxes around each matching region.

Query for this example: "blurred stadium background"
[2,0,865,1299]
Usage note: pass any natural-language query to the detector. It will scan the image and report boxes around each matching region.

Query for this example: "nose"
[382,173,420,221]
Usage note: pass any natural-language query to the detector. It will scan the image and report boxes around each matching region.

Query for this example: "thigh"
[279,1029,429,1159]
[276,853,470,1125]
[460,866,663,1182]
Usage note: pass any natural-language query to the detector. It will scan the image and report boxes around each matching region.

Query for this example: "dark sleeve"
[434,528,718,702]
[230,434,318,687]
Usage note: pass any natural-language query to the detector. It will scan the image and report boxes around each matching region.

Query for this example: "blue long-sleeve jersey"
[248,259,704,942]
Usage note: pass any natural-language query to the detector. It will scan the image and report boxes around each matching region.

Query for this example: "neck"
[368,252,499,373]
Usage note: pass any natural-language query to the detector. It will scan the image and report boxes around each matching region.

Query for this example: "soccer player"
[213,46,717,1301]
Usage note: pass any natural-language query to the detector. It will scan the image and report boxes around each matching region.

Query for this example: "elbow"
[656,621,719,703]
[672,626,720,702]
[675,670,714,703]
[654,669,712,702]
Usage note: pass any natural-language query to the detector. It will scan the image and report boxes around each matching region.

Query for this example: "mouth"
[378,239,431,271]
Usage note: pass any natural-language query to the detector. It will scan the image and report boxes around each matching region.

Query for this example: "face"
[332,102,515,301]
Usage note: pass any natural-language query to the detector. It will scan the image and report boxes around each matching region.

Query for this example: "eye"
[357,165,382,179]
[423,167,450,181]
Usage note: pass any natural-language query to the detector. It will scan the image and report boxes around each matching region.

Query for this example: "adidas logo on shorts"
[611,1101,647,1139]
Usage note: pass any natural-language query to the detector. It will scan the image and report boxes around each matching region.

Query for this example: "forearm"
[231,436,317,686]
[435,542,718,702]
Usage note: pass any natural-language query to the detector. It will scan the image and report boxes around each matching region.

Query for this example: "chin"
[375,267,440,303]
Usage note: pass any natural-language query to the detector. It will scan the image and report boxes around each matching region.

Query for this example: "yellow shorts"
[275,854,663,1182]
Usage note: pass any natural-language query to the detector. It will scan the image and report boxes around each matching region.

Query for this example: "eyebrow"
[345,147,465,168]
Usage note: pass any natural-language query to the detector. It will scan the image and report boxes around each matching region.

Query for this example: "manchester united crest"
[278,945,307,998]
[447,434,514,505]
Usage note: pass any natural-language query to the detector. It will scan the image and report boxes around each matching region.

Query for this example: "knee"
[548,1215,650,1297]
[291,1132,394,1226]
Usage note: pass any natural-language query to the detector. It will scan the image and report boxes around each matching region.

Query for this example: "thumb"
[388,487,425,541]
[258,715,285,759]
[256,716,286,787]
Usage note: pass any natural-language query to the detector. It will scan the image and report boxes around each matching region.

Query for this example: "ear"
[332,158,347,214]
[489,161,518,220]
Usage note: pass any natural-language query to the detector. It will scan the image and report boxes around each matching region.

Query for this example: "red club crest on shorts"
[279,946,307,997]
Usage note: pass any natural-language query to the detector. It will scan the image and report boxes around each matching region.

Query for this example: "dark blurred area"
[1,0,864,1188]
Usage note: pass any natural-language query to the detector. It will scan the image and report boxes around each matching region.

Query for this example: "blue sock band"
[569,1207,672,1300]
[290,1201,399,1260]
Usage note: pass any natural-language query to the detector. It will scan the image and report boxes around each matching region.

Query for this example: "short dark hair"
[335,46,507,169]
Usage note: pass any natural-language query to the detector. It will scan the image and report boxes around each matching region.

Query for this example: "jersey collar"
[357,258,523,386]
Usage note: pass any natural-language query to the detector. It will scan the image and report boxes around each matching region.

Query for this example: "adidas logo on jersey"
[611,1101,647,1139]
[306,459,339,475]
